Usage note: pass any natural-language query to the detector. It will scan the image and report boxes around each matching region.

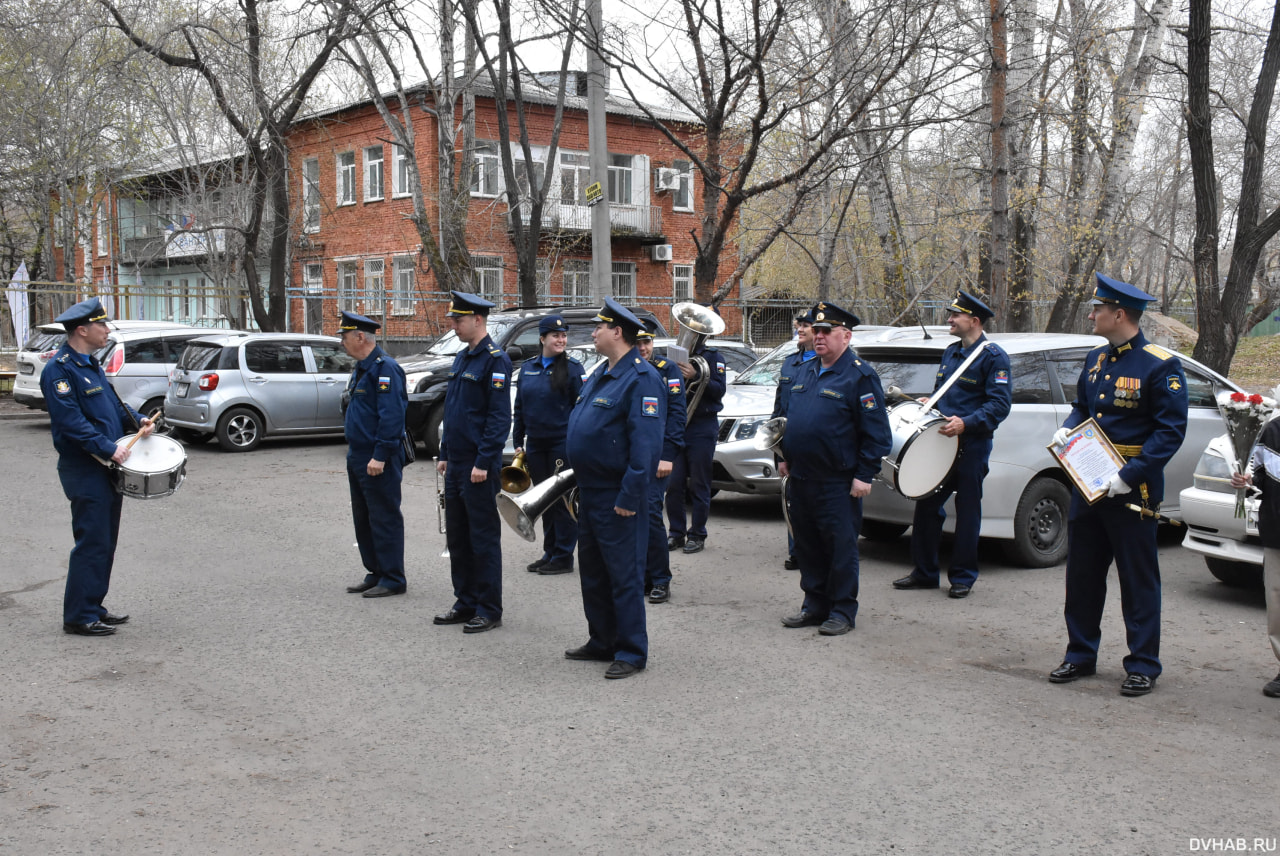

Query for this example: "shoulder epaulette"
[1143,343,1173,360]
[655,358,667,368]
[57,353,70,363]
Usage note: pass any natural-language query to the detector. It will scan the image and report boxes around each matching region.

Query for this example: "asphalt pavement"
[1,415,1277,855]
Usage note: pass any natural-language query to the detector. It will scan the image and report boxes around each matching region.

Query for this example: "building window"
[338,260,359,312]
[392,256,415,315]
[473,141,500,197]
[608,154,633,205]
[364,145,384,201]
[611,261,636,300]
[164,279,174,320]
[337,152,356,205]
[560,152,590,205]
[563,259,591,305]
[303,263,323,293]
[364,258,385,315]
[96,201,108,256]
[393,145,411,197]
[673,264,693,301]
[672,159,693,212]
[472,255,503,303]
[179,278,192,319]
[535,258,550,302]
[302,157,320,232]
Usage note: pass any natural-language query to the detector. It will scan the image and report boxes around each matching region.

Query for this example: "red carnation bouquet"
[1216,391,1276,518]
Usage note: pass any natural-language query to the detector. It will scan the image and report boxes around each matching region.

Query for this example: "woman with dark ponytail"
[512,315,587,574]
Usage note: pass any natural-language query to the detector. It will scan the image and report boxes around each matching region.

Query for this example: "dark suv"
[404,304,667,455]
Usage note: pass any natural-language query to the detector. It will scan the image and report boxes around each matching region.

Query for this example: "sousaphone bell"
[497,468,578,541]
[671,302,727,420]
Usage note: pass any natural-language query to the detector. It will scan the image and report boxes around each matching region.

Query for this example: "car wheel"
[1005,476,1070,568]
[175,428,211,445]
[425,403,444,458]
[139,397,175,436]
[216,407,264,452]
[860,520,909,542]
[1206,557,1264,588]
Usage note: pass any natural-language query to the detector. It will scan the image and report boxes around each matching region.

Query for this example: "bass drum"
[113,434,188,500]
[878,401,959,500]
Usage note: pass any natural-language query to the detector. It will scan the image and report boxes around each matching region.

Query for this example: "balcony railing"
[507,202,664,238]
[118,214,226,261]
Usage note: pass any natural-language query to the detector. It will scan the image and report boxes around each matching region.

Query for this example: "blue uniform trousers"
[527,447,577,566]
[644,474,672,589]
[666,417,716,539]
[347,453,406,592]
[576,487,648,667]
[444,463,503,619]
[58,461,123,625]
[1062,505,1162,677]
[790,476,863,625]
[908,436,992,588]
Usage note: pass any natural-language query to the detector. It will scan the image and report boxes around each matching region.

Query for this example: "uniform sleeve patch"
[642,396,660,417]
[54,379,72,396]
[491,372,507,390]
[377,375,391,392]
[668,378,682,395]
[994,369,1009,385]
[1167,375,1183,393]
[860,392,878,410]
[716,361,726,374]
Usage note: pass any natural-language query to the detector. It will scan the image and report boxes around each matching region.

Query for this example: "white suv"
[1180,431,1268,587]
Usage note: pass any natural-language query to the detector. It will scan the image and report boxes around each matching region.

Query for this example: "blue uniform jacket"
[650,356,687,461]
[688,345,727,420]
[344,346,408,461]
[931,334,1012,437]
[566,348,665,513]
[512,354,586,451]
[1063,332,1188,505]
[41,344,140,462]
[772,346,816,419]
[779,348,893,483]
[439,334,513,472]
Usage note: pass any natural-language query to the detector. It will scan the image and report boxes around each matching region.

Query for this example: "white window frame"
[392,145,411,197]
[303,263,323,294]
[559,151,590,206]
[364,258,385,316]
[392,256,415,316]
[179,277,192,319]
[563,259,591,305]
[535,258,550,302]
[472,142,500,197]
[336,152,356,205]
[471,255,503,303]
[302,157,320,233]
[337,259,359,312]
[672,159,694,212]
[608,153,633,205]
[163,279,175,320]
[611,261,636,301]
[364,145,384,202]
[96,201,108,256]
[673,264,693,301]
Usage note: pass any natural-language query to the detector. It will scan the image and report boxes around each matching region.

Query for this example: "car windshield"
[427,318,516,355]
[734,346,793,386]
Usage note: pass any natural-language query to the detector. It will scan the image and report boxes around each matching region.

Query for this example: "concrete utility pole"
[586,0,611,301]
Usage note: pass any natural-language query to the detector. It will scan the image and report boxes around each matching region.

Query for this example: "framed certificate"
[1047,418,1127,504]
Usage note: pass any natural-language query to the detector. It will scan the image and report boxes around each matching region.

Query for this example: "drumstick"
[124,410,162,450]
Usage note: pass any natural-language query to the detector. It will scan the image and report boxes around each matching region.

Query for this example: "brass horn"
[497,468,578,541]
[753,416,787,453]
[671,302,726,420]
[500,449,532,494]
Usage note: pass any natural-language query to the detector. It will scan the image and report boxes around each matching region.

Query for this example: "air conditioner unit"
[650,244,673,262]
[654,168,680,192]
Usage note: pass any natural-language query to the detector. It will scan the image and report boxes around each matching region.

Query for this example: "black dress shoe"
[780,611,825,628]
[538,561,574,575]
[63,621,116,637]
[1048,662,1096,683]
[1120,673,1156,696]
[526,558,549,573]
[433,608,476,625]
[462,615,501,634]
[818,617,854,636]
[101,612,130,625]
[346,580,377,593]
[1264,672,1280,698]
[948,584,972,599]
[783,556,799,570]
[604,660,643,679]
[565,645,614,662]
[648,585,670,603]
[682,538,705,554]
[892,575,938,590]
[362,585,406,598]
[667,535,685,551]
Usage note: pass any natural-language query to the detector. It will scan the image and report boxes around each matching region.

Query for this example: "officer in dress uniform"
[1047,273,1188,696]
[338,311,410,599]
[772,310,816,571]
[777,301,892,636]
[637,319,686,603]
[512,314,586,575]
[665,312,727,555]
[564,298,665,679]
[41,297,153,636]
[893,290,1012,598]
[434,291,512,634]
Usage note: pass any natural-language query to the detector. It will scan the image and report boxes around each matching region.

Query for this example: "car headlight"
[406,371,440,393]
[1193,444,1236,493]
[731,416,770,442]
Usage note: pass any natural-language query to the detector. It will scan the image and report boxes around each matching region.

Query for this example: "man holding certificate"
[1047,274,1188,697]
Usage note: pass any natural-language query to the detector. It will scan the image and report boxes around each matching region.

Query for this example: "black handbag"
[401,428,417,465]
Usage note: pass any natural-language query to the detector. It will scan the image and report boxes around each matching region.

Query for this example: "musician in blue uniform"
[637,319,686,603]
[564,298,664,679]
[512,314,586,575]
[41,297,153,636]
[772,310,815,571]
[777,301,892,636]
[435,291,512,634]
[339,311,410,599]
[893,290,1012,598]
[665,310,727,555]
[1047,274,1188,696]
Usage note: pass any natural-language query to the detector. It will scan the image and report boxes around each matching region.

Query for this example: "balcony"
[507,201,664,239]
[118,214,226,262]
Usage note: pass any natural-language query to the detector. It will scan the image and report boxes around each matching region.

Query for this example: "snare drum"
[878,401,959,499]
[113,434,187,500]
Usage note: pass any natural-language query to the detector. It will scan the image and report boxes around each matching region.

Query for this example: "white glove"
[1052,427,1071,447]
[1106,473,1131,497]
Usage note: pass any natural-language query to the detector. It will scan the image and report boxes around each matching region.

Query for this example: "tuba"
[497,468,578,541]
[500,450,532,494]
[671,302,726,421]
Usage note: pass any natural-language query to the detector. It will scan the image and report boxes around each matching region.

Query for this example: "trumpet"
[671,302,726,421]
[501,450,532,494]
[435,460,449,558]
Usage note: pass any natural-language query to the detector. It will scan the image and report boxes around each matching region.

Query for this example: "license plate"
[177,382,189,398]
[18,363,33,374]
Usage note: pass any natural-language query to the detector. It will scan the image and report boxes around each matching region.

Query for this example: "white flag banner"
[6,261,30,348]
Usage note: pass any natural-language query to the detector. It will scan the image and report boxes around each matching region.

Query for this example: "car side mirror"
[506,345,524,361]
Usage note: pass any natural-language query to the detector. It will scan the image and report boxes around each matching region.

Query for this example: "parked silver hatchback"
[164,333,355,451]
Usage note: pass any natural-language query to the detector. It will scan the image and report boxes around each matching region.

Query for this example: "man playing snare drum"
[892,290,1011,599]
[41,297,153,637]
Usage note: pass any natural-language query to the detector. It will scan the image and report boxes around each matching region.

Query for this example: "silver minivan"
[164,333,355,451]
